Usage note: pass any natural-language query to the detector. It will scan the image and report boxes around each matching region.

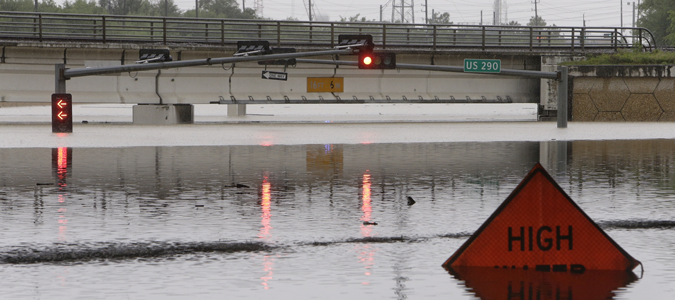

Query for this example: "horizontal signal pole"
[62,49,353,81]
[295,59,559,79]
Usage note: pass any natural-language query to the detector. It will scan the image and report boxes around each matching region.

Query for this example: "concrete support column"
[557,66,568,128]
[133,104,194,125]
[227,104,246,116]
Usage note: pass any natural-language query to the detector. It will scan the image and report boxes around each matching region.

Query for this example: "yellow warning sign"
[442,163,640,272]
[307,77,344,93]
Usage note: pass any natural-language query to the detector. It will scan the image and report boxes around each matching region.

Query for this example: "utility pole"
[583,13,586,27]
[309,0,312,21]
[380,5,383,22]
[165,0,168,17]
[401,0,404,22]
[425,0,428,24]
[632,2,635,27]
[481,10,483,25]
[243,0,245,10]
[620,0,623,28]
[392,0,414,23]
[34,0,37,12]
[534,0,538,21]
[196,0,199,18]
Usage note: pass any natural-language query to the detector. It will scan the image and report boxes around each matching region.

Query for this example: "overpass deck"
[0,11,657,53]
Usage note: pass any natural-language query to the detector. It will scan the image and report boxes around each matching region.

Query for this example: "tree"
[62,0,107,14]
[0,0,59,12]
[429,11,452,24]
[508,20,521,26]
[638,0,675,46]
[527,15,546,26]
[188,0,256,19]
[666,10,675,45]
[339,13,375,22]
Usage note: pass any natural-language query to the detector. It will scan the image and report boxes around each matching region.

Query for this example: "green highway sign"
[464,59,501,73]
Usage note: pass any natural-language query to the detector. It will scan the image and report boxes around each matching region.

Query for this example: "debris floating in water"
[407,196,416,206]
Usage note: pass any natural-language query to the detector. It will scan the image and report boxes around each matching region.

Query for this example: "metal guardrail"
[0,11,657,52]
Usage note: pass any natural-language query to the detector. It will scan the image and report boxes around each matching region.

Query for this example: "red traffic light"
[358,52,396,69]
[362,55,373,66]
[51,93,73,133]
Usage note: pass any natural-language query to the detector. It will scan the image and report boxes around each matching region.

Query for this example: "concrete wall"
[570,65,675,121]
[0,44,543,106]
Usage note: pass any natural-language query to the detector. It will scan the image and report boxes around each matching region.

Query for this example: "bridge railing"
[0,11,657,51]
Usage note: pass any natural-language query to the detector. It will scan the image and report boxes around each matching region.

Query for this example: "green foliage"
[638,0,675,46]
[562,49,675,65]
[666,10,675,45]
[62,0,107,14]
[508,20,521,26]
[0,0,255,19]
[339,13,376,23]
[527,15,546,26]
[0,0,33,11]
[429,11,452,24]
[195,0,255,19]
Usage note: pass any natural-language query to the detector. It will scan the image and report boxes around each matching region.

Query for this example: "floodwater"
[1,140,674,299]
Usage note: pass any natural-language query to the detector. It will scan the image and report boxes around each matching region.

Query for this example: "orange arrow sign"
[58,111,67,120]
[57,99,68,109]
[443,163,640,272]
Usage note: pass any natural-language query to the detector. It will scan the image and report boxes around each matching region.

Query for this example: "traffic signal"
[234,41,271,56]
[337,34,374,53]
[137,49,172,64]
[358,52,396,69]
[51,93,72,133]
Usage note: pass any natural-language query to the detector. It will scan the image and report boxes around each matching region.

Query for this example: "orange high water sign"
[442,163,640,272]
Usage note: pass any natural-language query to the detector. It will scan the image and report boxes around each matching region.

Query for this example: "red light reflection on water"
[259,177,272,240]
[360,172,372,237]
[259,175,274,289]
[57,147,68,188]
[358,172,377,283]
[55,147,69,241]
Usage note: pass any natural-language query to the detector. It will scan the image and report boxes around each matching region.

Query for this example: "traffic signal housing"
[358,52,396,69]
[337,34,374,54]
[52,93,72,133]
[137,49,172,64]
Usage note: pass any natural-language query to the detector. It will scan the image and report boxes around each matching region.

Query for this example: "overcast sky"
[165,0,641,28]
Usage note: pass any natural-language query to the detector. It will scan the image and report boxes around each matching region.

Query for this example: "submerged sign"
[442,163,640,272]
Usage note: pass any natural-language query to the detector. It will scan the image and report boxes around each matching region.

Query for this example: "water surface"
[1,140,674,299]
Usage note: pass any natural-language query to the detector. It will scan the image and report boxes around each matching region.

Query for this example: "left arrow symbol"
[58,111,68,120]
[57,100,67,109]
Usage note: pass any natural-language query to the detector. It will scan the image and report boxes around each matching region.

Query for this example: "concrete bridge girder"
[1,46,549,106]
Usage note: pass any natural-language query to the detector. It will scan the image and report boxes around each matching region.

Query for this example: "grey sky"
[168,0,641,28]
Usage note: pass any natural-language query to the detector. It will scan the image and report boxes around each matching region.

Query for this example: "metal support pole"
[55,64,66,93]
[557,66,568,129]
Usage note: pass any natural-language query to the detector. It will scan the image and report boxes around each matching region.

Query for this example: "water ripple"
[598,220,675,230]
[0,241,272,264]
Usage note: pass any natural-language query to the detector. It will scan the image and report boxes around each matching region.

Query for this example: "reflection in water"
[358,172,377,283]
[360,172,373,237]
[52,147,70,241]
[259,175,273,289]
[448,266,638,300]
[259,176,272,240]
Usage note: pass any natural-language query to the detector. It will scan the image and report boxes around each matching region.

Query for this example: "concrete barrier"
[570,65,675,121]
